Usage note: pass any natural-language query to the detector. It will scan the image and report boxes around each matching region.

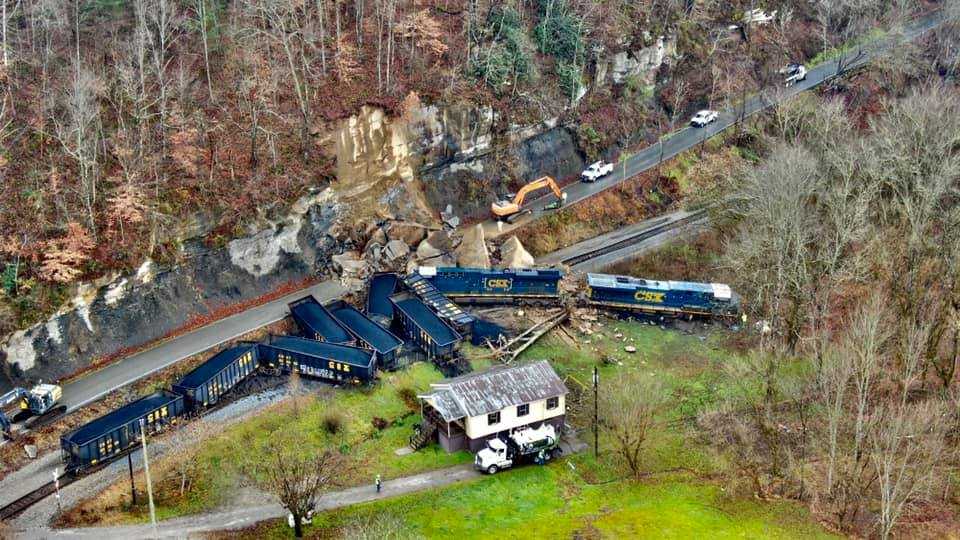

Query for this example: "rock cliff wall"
[0,191,342,392]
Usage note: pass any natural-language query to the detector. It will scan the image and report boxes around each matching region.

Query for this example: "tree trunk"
[293,512,303,538]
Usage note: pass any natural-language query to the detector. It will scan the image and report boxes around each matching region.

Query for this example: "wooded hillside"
[0,0,933,333]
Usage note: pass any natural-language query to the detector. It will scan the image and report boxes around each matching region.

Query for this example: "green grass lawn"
[250,463,835,539]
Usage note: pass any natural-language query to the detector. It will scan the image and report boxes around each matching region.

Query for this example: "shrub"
[557,60,583,101]
[534,0,585,64]
[397,387,419,411]
[371,416,390,431]
[322,412,345,434]
[471,6,537,93]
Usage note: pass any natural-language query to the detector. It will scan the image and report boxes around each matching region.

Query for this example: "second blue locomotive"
[586,273,739,317]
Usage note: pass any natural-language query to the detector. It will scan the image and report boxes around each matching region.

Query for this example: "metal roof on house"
[420,360,567,422]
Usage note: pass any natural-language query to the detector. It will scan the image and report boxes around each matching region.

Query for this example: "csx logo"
[635,291,665,303]
[486,278,513,290]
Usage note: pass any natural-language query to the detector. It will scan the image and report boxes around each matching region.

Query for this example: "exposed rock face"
[499,236,536,269]
[455,224,491,269]
[0,190,343,392]
[422,126,586,220]
[606,36,676,86]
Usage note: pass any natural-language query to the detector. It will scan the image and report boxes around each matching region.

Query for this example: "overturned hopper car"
[389,292,462,361]
[61,390,185,474]
[259,335,377,384]
[289,295,356,345]
[366,272,401,327]
[172,343,259,412]
[327,300,404,370]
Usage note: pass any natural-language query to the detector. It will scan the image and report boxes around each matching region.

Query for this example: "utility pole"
[140,419,158,538]
[593,366,599,457]
[128,452,137,505]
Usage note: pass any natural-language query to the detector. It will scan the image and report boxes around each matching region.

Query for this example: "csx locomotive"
[419,266,562,303]
[586,273,739,317]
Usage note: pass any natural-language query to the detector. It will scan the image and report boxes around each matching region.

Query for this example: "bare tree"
[240,440,342,538]
[246,0,312,156]
[598,371,666,479]
[193,0,216,102]
[870,323,949,539]
[54,66,102,234]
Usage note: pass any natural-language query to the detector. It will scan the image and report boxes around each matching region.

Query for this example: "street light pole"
[140,419,158,538]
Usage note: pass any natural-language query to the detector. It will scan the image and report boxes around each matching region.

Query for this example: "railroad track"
[0,471,75,521]
[559,209,709,268]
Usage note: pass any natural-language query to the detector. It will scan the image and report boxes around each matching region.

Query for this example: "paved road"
[13,464,480,539]
[58,280,345,413]
[483,13,944,240]
[13,436,588,539]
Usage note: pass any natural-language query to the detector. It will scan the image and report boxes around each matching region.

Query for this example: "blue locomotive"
[418,266,562,303]
[586,273,739,318]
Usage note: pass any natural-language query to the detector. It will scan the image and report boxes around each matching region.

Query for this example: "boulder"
[420,254,457,268]
[386,221,428,247]
[332,251,370,278]
[364,227,387,252]
[384,239,410,262]
[455,224,490,269]
[416,230,455,260]
[498,236,536,269]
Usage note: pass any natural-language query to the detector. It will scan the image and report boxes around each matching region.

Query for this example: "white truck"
[780,63,807,87]
[581,161,614,182]
[474,424,562,474]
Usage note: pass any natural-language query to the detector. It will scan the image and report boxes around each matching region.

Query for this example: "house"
[418,360,568,452]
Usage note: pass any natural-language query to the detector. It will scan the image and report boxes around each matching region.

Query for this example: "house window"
[487,412,501,425]
[547,397,559,410]
[517,404,530,417]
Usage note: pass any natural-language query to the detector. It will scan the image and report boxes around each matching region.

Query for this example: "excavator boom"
[491,176,565,219]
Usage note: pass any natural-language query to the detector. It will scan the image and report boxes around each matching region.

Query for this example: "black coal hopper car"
[61,390,185,474]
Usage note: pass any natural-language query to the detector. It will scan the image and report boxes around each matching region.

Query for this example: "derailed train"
[60,266,737,475]
[419,266,739,318]
[61,289,449,474]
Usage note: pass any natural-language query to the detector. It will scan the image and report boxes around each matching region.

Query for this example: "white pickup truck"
[581,161,614,182]
[780,63,807,87]
[474,424,562,474]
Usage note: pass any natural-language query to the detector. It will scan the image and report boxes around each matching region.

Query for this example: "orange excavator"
[491,176,567,222]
